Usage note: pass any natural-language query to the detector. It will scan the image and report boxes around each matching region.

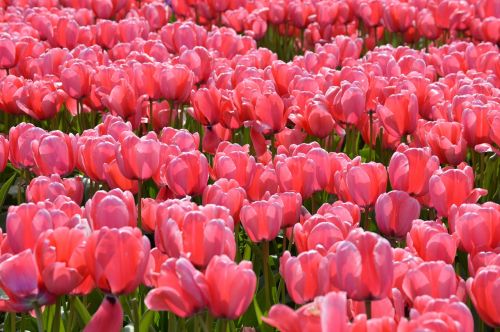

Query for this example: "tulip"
[9,123,47,170]
[398,311,470,332]
[406,220,458,264]
[15,79,65,121]
[34,227,88,295]
[26,174,83,204]
[103,159,139,193]
[165,150,209,197]
[254,92,288,134]
[202,179,247,221]
[454,206,500,255]
[0,37,16,70]
[0,75,24,115]
[466,266,500,327]
[240,196,283,243]
[275,192,303,228]
[275,155,316,199]
[31,131,77,176]
[330,82,366,126]
[213,143,256,188]
[116,132,160,180]
[0,136,9,173]
[375,190,420,238]
[294,214,351,253]
[159,63,194,103]
[144,257,209,317]
[205,255,256,319]
[245,162,279,201]
[159,127,200,152]
[263,291,349,332]
[95,20,118,49]
[190,85,223,126]
[468,251,500,277]
[335,229,393,301]
[0,250,56,312]
[428,164,487,217]
[60,60,93,99]
[85,189,137,230]
[342,162,387,208]
[402,261,466,303]
[78,135,117,182]
[461,105,491,147]
[102,79,143,126]
[388,145,440,198]
[85,227,150,295]
[426,121,467,165]
[376,91,418,139]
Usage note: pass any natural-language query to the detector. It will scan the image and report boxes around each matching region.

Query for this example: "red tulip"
[26,174,83,204]
[103,159,139,193]
[116,132,160,180]
[0,250,56,312]
[145,257,208,317]
[0,75,25,115]
[375,190,420,238]
[335,229,393,301]
[190,85,223,126]
[205,255,256,319]
[402,261,465,303]
[388,145,440,198]
[428,164,487,217]
[240,196,283,243]
[85,189,137,230]
[406,220,458,264]
[383,3,415,33]
[466,265,500,327]
[85,227,150,295]
[34,227,88,295]
[165,150,209,197]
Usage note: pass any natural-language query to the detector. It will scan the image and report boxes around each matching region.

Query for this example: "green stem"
[205,312,214,332]
[9,312,15,332]
[261,241,271,309]
[66,296,76,332]
[220,319,228,332]
[53,297,61,332]
[149,99,154,132]
[235,223,241,262]
[369,110,374,161]
[34,304,44,332]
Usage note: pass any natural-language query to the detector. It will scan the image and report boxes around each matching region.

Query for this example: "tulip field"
[1,0,500,331]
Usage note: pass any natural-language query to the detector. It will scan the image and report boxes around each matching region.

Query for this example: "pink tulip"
[466,266,500,327]
[454,206,500,255]
[426,121,467,165]
[202,179,246,221]
[275,155,316,199]
[0,37,16,69]
[245,162,279,201]
[375,190,420,238]
[159,63,194,103]
[294,214,351,254]
[335,229,393,301]
[26,174,83,204]
[116,132,160,180]
[84,295,123,332]
[428,164,487,217]
[165,150,209,197]
[60,60,93,100]
[0,250,55,312]
[240,196,283,243]
[85,189,137,230]
[85,227,150,295]
[213,142,256,188]
[103,159,139,193]
[468,251,500,277]
[15,79,65,121]
[0,136,9,173]
[402,261,465,303]
[341,162,387,208]
[78,135,117,182]
[31,131,77,176]
[145,257,208,318]
[0,75,24,115]
[376,91,418,139]
[406,220,458,264]
[388,145,440,198]
[205,255,256,319]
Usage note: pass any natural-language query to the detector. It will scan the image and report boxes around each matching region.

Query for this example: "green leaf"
[0,173,17,210]
[139,310,156,332]
[73,297,92,324]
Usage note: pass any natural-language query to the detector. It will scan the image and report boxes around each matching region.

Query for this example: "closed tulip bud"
[85,227,150,295]
[145,257,209,318]
[276,155,316,199]
[79,135,117,182]
[376,91,418,139]
[205,255,256,319]
[375,190,420,238]
[245,162,279,201]
[406,220,458,264]
[166,150,209,197]
[454,207,500,255]
[85,189,137,230]
[0,37,16,69]
[95,20,118,49]
[213,142,256,188]
[103,159,139,193]
[191,85,223,126]
[16,79,65,121]
[402,261,466,303]
[159,63,194,103]
[116,132,160,180]
[60,60,93,99]
[274,192,302,228]
[429,164,487,217]
[294,214,351,254]
[388,145,440,198]
[426,121,467,165]
[466,266,500,327]
[240,196,283,243]
[335,229,393,301]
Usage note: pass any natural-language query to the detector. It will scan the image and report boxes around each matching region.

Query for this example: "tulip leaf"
[73,297,92,324]
[139,310,155,332]
[0,173,16,210]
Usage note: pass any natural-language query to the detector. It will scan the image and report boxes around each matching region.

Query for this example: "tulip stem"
[368,110,374,161]
[220,319,228,332]
[261,241,272,310]
[235,223,241,262]
[34,303,44,332]
[137,179,143,229]
[9,313,15,332]
[53,297,61,332]
[149,99,154,132]
[365,300,371,320]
